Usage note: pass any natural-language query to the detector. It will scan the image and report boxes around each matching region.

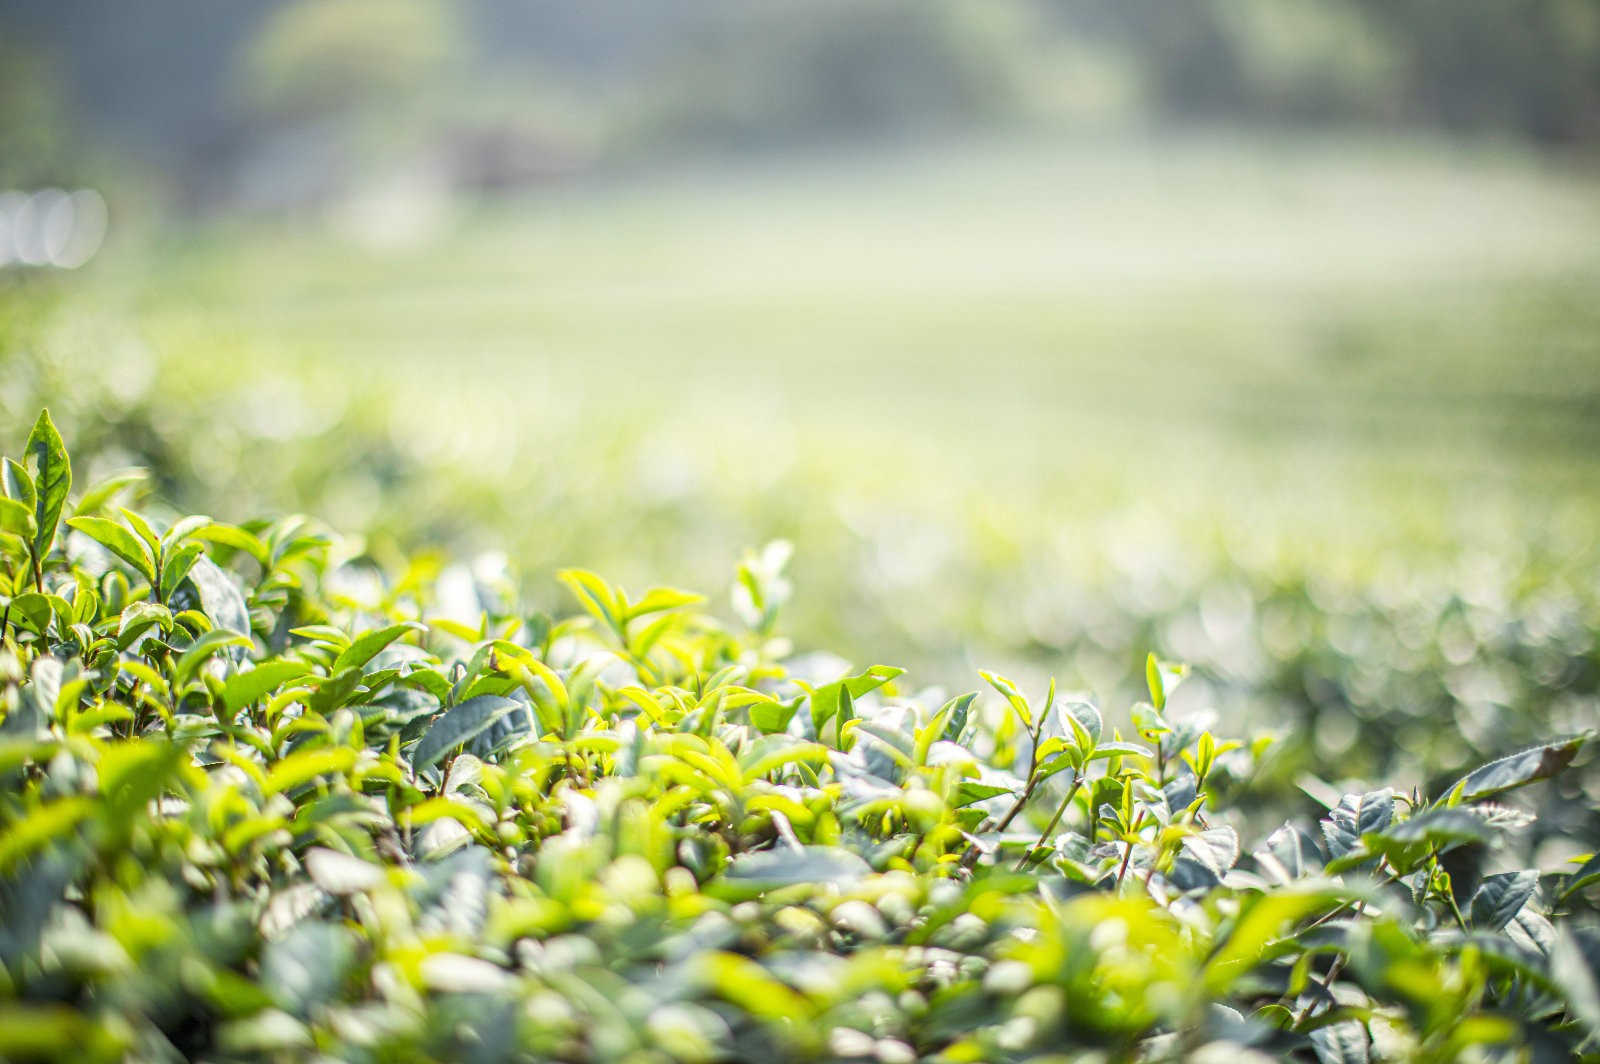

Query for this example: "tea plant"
[0,411,1597,1062]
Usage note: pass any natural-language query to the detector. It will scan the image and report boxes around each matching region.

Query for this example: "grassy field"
[11,132,1600,719]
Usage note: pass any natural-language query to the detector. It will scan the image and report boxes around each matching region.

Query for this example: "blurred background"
[2,1,1599,831]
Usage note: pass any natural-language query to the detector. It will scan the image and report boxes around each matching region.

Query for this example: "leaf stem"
[1014,777,1081,872]
[1114,812,1146,889]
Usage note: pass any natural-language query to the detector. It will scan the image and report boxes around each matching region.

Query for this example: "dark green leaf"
[1468,870,1538,930]
[723,846,871,889]
[411,694,520,770]
[1377,807,1495,849]
[1448,735,1591,803]
[939,692,975,743]
[1170,826,1239,891]
[1254,822,1324,885]
[1320,788,1394,859]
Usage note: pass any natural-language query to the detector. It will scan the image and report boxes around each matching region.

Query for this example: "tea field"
[2,133,1600,1059]
[11,134,1600,776]
[0,407,1595,1060]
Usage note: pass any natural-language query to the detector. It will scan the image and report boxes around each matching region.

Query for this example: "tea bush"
[1,409,1597,1062]
[7,294,1600,826]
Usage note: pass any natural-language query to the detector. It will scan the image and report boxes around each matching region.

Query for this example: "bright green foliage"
[0,415,1597,1063]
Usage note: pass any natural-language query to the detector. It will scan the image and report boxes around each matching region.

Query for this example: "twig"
[1014,778,1081,872]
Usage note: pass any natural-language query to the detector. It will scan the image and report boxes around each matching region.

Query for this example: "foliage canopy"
[0,413,1596,1062]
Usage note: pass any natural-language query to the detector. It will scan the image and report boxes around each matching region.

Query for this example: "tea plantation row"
[0,410,1596,1061]
[10,301,1600,823]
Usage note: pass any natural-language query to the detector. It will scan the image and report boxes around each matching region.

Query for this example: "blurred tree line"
[3,0,1598,202]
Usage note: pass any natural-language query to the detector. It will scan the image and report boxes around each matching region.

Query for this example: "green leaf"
[119,507,163,564]
[739,738,829,781]
[71,468,148,516]
[1146,652,1165,710]
[625,586,705,620]
[303,847,385,895]
[332,621,425,674]
[163,513,212,547]
[8,591,55,636]
[263,747,357,795]
[0,796,94,872]
[980,670,1032,730]
[954,781,1014,807]
[692,952,815,1025]
[25,409,71,572]
[557,568,625,636]
[1089,741,1153,759]
[222,661,313,713]
[1144,654,1186,712]
[24,655,62,721]
[723,846,871,889]
[1204,885,1350,993]
[0,1004,98,1059]
[1560,852,1600,902]
[306,666,364,714]
[160,541,204,601]
[1058,699,1102,750]
[97,739,187,820]
[1130,701,1169,738]
[117,600,173,648]
[0,496,34,538]
[749,698,799,735]
[187,555,252,652]
[1350,807,1497,872]
[66,516,156,581]
[410,694,520,770]
[174,628,252,685]
[1468,870,1538,930]
[1383,808,1494,846]
[939,692,975,743]
[1308,1021,1372,1064]
[809,665,903,735]
[1254,823,1324,885]
[4,458,34,510]
[1320,788,1394,860]
[1446,734,1590,804]
[185,521,271,566]
[216,1010,313,1054]
[289,624,351,650]
[1549,927,1600,1041]
[260,920,358,1016]
[1170,826,1240,890]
